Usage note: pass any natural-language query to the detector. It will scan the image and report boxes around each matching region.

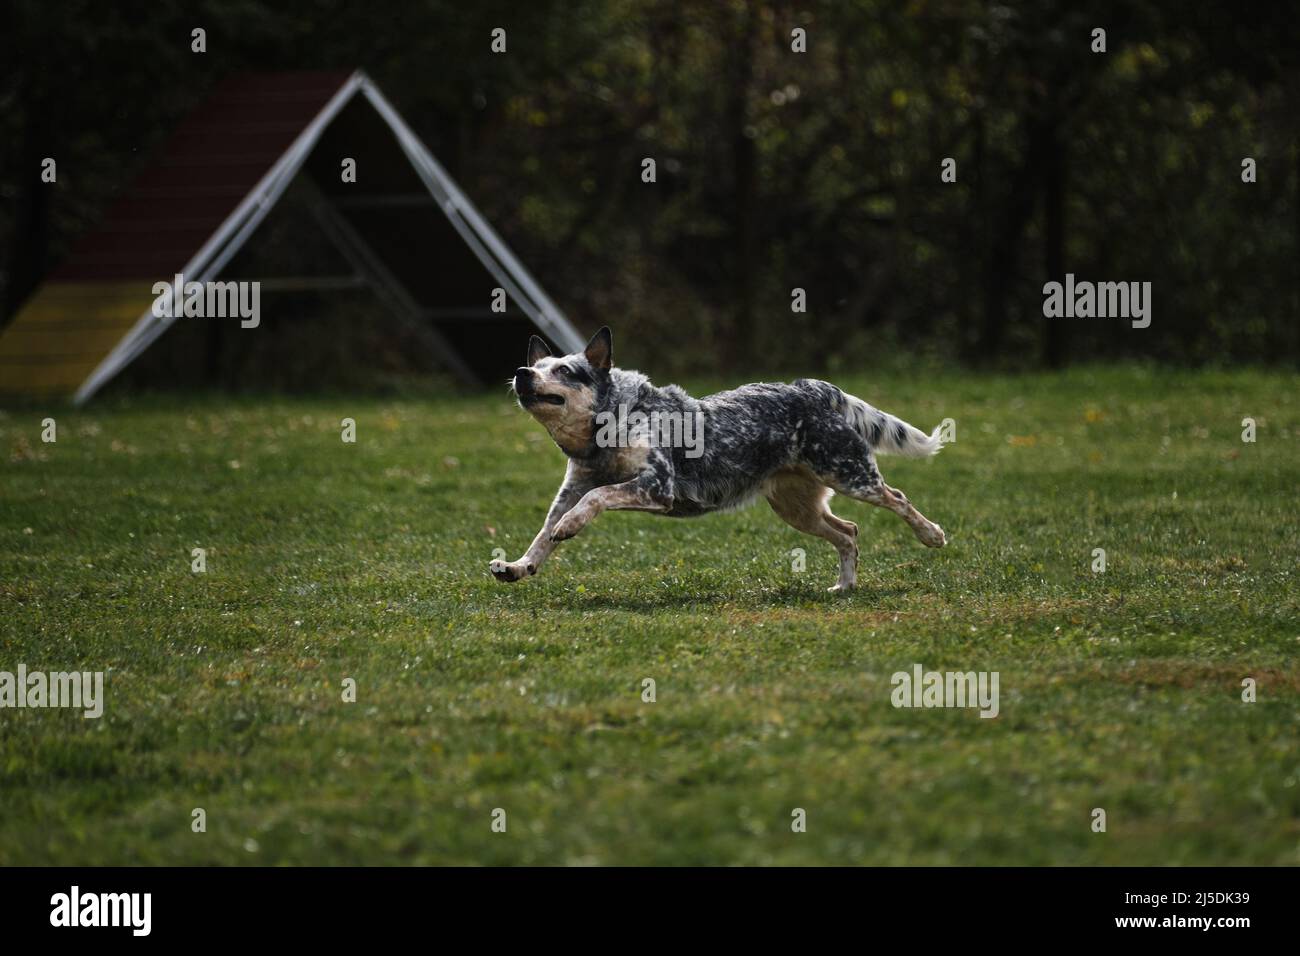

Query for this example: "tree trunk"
[722,6,758,373]
[1042,122,1067,369]
[3,92,52,326]
[979,116,1048,362]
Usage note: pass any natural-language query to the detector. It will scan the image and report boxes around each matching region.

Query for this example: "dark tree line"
[2,0,1297,381]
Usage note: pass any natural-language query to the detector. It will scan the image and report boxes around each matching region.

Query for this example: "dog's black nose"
[514,367,534,393]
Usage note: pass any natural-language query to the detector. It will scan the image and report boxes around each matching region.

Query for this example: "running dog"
[490,327,946,591]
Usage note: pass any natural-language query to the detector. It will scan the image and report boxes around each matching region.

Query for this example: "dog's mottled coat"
[491,327,946,591]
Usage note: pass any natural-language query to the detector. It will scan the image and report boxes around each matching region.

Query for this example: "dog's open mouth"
[522,392,565,406]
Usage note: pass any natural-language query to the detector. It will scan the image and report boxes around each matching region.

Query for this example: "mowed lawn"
[0,365,1297,865]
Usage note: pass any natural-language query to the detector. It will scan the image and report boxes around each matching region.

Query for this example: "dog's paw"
[917,523,947,548]
[490,558,533,582]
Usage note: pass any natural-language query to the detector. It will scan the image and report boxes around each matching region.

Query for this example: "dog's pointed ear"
[526,335,551,366]
[584,326,613,371]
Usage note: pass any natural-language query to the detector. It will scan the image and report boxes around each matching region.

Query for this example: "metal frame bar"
[255,276,368,292]
[329,194,439,209]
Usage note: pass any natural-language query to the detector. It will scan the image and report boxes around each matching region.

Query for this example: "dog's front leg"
[550,456,675,542]
[490,463,592,582]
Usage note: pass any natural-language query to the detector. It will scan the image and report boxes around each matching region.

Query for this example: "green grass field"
[1,365,1297,865]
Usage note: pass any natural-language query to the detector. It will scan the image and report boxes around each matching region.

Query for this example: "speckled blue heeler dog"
[491,327,946,592]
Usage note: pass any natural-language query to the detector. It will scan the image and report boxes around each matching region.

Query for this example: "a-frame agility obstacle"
[0,70,585,403]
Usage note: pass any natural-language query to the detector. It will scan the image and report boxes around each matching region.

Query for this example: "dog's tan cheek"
[544,389,595,453]
[552,415,593,451]
[518,377,585,447]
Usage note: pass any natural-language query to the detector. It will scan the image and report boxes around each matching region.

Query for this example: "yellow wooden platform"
[0,281,157,398]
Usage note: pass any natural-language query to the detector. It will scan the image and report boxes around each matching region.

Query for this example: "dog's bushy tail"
[831,386,943,458]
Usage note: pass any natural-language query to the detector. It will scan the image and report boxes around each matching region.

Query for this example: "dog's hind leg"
[866,478,946,548]
[805,427,946,549]
[765,469,859,592]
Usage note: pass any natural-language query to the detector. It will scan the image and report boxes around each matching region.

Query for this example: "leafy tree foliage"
[2,0,1296,377]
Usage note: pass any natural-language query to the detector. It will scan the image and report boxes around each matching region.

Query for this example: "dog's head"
[511,327,613,455]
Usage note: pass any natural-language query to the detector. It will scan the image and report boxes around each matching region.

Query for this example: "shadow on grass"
[499,579,918,613]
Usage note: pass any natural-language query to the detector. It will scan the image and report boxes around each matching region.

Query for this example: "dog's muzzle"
[515,368,564,405]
